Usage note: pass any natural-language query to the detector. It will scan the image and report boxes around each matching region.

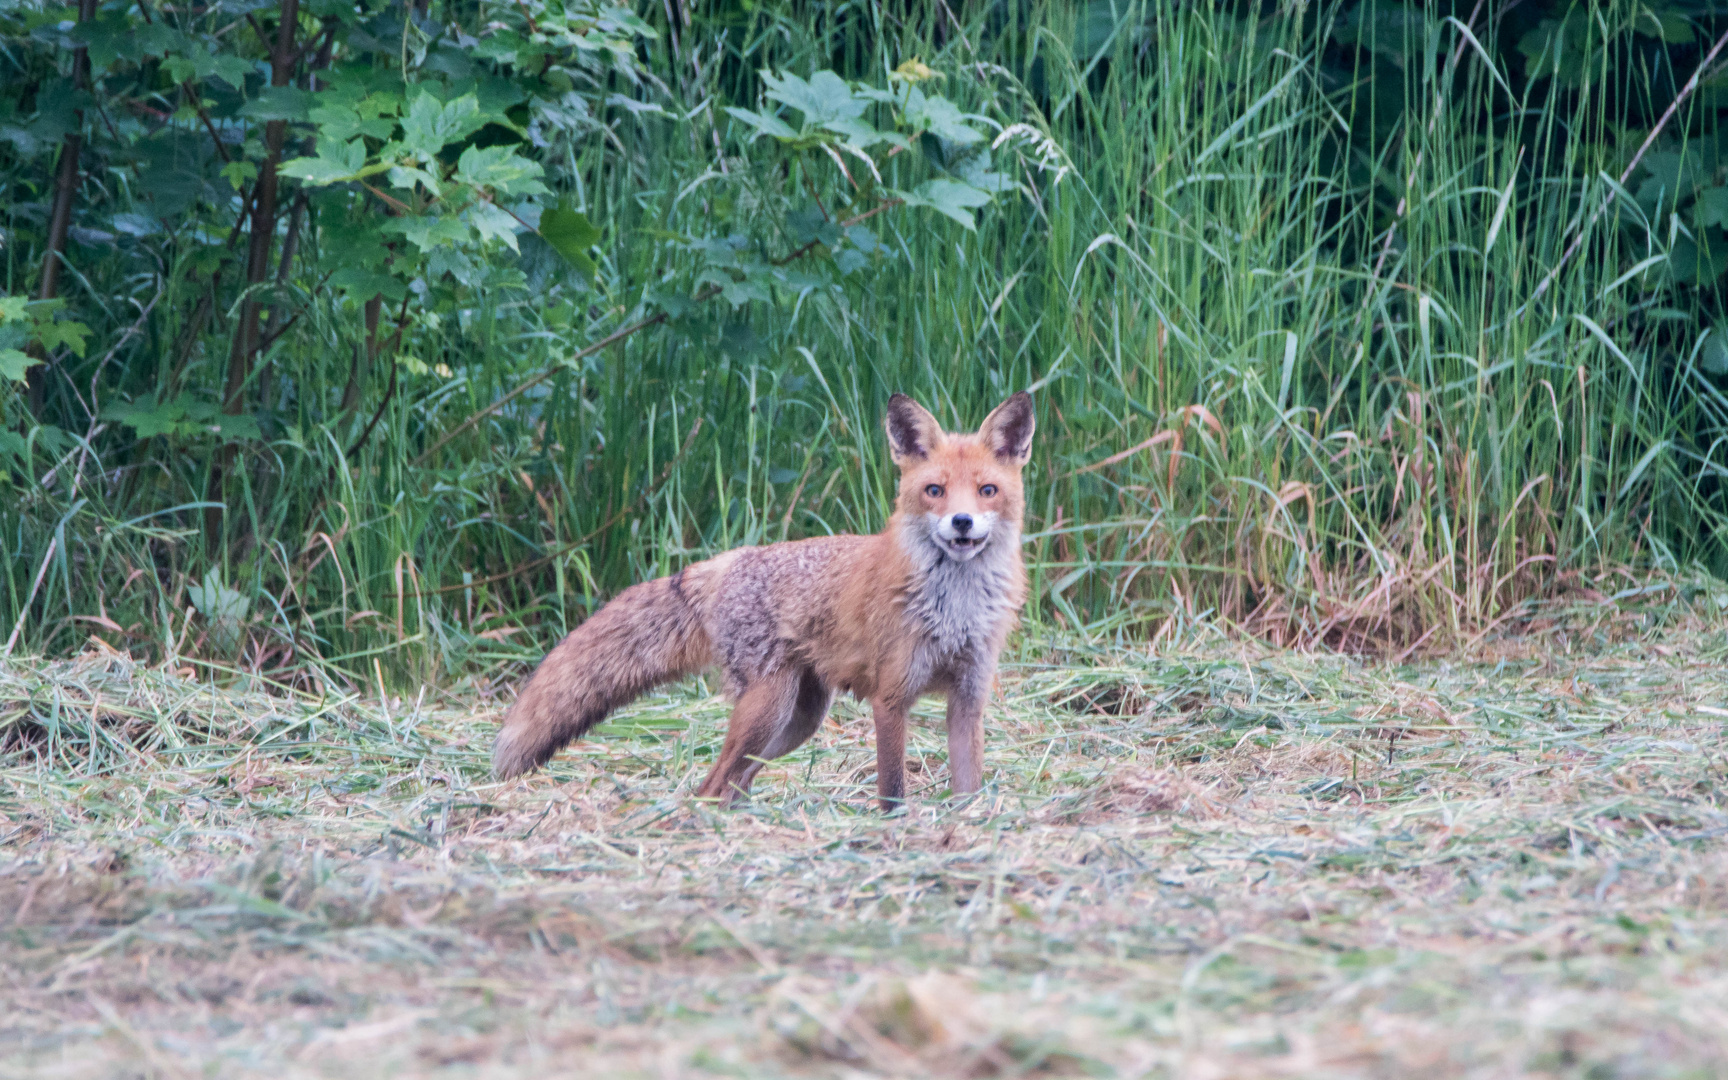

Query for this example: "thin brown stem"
[345,354,399,461]
[345,293,414,459]
[222,0,300,417]
[187,82,233,164]
[210,0,300,548]
[26,0,97,415]
[1529,24,1728,306]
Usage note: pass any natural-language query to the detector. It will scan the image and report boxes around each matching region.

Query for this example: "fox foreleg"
[944,660,993,795]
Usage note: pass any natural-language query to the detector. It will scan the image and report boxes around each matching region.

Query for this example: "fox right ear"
[884,394,943,465]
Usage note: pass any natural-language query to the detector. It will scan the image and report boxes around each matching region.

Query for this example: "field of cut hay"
[5,606,1728,1078]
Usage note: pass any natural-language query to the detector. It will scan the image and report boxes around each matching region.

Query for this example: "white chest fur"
[900,522,1019,656]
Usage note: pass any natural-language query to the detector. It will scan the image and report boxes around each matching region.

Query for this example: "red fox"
[491,392,1035,809]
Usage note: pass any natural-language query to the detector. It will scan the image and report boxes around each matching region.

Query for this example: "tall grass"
[7,0,1726,681]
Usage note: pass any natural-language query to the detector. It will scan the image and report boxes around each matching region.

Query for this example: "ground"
[3,619,1728,1079]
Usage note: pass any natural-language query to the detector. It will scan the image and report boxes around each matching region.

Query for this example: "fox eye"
[924,484,944,498]
[979,484,998,497]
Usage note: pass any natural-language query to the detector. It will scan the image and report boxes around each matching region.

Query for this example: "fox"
[491,391,1036,809]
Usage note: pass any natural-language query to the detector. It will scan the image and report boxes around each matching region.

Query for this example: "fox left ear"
[979,391,1035,465]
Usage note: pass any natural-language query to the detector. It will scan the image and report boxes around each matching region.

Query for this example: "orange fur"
[492,393,1035,810]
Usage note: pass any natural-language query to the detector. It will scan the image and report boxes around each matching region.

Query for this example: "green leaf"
[386,163,442,195]
[162,56,198,84]
[821,116,907,151]
[1640,150,1702,205]
[472,29,524,63]
[786,206,842,249]
[694,267,735,291]
[309,102,390,143]
[540,208,601,281]
[1697,188,1728,229]
[455,144,549,196]
[309,89,401,141]
[900,179,993,230]
[723,106,797,141]
[0,297,28,323]
[427,247,482,286]
[1332,7,1437,65]
[955,151,1016,194]
[467,202,521,252]
[187,569,250,625]
[692,235,749,268]
[238,86,314,122]
[606,94,671,118]
[1669,232,1728,286]
[1703,328,1728,375]
[644,286,692,318]
[35,319,89,358]
[384,214,470,251]
[280,139,369,185]
[192,47,255,91]
[720,321,766,357]
[69,12,132,72]
[834,248,869,276]
[102,396,187,437]
[597,5,658,39]
[0,348,39,383]
[206,413,262,441]
[899,87,985,145]
[720,279,771,307]
[1636,10,1694,42]
[399,91,485,157]
[327,268,408,302]
[132,20,189,60]
[762,70,866,127]
[845,225,882,254]
[220,159,259,189]
[1517,13,1595,86]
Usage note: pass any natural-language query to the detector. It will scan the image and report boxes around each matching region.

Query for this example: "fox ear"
[884,394,943,464]
[979,391,1035,465]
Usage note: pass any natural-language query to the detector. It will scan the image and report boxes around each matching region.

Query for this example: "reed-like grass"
[6,1,1727,678]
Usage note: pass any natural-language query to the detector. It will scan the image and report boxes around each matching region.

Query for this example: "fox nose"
[951,514,973,535]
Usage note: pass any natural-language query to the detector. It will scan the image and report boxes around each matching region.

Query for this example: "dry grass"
[5,600,1728,1078]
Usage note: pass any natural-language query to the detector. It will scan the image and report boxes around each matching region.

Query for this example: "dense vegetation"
[7,0,1728,684]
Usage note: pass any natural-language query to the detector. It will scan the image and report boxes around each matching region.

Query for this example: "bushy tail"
[492,571,711,779]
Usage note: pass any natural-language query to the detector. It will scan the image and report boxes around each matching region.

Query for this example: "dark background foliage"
[5,0,1728,684]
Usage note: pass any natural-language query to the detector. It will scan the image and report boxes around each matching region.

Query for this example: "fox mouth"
[941,534,988,557]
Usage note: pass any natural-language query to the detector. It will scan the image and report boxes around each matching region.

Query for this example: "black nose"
[951,514,973,535]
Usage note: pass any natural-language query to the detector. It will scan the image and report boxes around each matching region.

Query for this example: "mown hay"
[4,616,1728,1077]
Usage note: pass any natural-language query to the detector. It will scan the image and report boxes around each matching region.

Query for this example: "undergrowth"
[9,1,1728,680]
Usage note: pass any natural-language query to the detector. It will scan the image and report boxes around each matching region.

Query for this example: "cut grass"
[4,606,1728,1077]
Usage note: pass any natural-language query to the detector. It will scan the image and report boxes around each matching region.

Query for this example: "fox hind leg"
[696,668,812,805]
[869,696,910,811]
[736,668,832,792]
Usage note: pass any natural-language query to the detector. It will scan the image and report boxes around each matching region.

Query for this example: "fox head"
[884,391,1035,563]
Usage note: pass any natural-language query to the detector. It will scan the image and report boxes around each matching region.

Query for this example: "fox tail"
[492,571,711,779]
